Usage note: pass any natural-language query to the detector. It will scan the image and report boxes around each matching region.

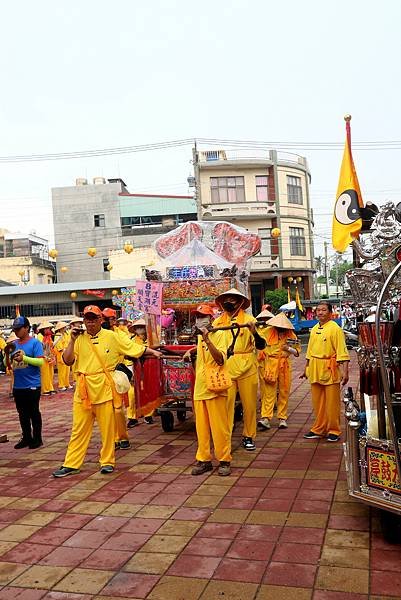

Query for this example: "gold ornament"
[18,270,25,277]
[271,228,281,238]
[112,289,119,296]
[61,266,68,273]
[124,242,134,254]
[49,249,58,259]
[106,264,113,271]
[70,292,77,299]
[87,247,97,257]
[344,114,352,122]
[296,276,302,283]
[287,276,293,283]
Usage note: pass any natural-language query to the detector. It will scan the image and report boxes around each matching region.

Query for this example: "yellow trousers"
[310,382,341,436]
[57,362,71,389]
[114,406,129,442]
[41,361,54,393]
[194,396,232,462]
[227,372,258,439]
[259,363,291,421]
[63,400,115,469]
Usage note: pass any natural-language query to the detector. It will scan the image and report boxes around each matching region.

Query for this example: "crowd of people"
[1,290,350,479]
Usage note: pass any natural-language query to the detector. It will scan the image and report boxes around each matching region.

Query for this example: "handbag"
[201,343,232,393]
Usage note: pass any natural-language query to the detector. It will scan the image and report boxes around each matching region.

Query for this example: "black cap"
[12,316,30,330]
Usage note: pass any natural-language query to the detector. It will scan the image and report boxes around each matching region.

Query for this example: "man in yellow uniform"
[52,305,161,477]
[213,289,266,451]
[189,305,232,476]
[101,307,133,449]
[300,301,349,442]
[37,322,56,395]
[53,322,72,391]
[257,312,300,431]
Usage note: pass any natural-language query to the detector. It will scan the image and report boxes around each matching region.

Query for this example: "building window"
[94,214,105,227]
[258,228,271,256]
[103,259,110,272]
[290,227,306,256]
[255,176,269,202]
[37,273,45,284]
[287,176,303,204]
[210,177,245,203]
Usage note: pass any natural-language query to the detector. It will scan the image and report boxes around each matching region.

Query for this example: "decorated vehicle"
[128,221,261,432]
[343,201,401,542]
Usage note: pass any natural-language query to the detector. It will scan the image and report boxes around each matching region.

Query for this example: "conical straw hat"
[266,312,294,330]
[37,321,54,331]
[54,321,68,332]
[215,288,250,310]
[257,309,274,319]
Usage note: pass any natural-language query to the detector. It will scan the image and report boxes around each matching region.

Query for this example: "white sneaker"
[257,418,270,431]
[278,419,288,429]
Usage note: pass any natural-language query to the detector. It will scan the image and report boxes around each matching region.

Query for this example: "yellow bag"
[202,344,232,393]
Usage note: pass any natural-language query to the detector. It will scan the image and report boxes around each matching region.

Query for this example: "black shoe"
[242,437,256,451]
[191,461,213,476]
[119,440,131,450]
[14,439,31,449]
[100,465,114,474]
[218,461,231,476]
[29,440,43,449]
[303,431,321,439]
[53,466,80,478]
[144,416,154,424]
[327,434,340,442]
[127,419,139,428]
[115,441,121,450]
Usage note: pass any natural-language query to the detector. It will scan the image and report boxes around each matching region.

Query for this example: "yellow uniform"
[37,332,55,393]
[213,310,258,439]
[193,331,231,463]
[54,332,71,389]
[306,320,349,436]
[257,327,300,421]
[62,328,145,470]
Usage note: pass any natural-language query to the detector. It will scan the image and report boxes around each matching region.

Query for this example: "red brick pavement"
[0,355,398,599]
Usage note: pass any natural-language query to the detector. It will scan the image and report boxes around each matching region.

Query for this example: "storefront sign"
[367,447,401,493]
[136,281,163,315]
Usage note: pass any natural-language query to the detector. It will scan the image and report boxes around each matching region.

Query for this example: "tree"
[264,289,289,313]
[314,256,325,275]
[329,260,353,291]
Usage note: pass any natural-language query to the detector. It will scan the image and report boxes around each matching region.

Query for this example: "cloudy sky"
[0,0,400,259]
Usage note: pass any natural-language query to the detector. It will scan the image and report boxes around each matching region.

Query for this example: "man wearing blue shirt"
[11,316,44,449]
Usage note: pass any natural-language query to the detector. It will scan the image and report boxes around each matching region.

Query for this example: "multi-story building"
[52,178,196,282]
[0,230,55,286]
[192,148,314,311]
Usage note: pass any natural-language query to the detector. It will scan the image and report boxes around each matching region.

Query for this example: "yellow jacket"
[306,320,349,385]
[212,310,257,380]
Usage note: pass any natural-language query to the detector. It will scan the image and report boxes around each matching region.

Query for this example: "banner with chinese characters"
[367,447,401,493]
[135,281,163,315]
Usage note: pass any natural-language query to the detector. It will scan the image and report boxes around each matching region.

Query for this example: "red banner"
[83,289,106,298]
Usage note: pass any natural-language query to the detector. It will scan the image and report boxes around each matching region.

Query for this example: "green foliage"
[329,260,353,286]
[317,275,326,283]
[264,289,289,313]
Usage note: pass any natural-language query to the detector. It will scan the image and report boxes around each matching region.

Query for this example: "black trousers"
[13,388,42,443]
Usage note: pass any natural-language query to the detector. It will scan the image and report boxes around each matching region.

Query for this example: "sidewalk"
[0,357,399,599]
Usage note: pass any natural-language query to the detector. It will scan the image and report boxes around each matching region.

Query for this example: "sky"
[1,0,400,261]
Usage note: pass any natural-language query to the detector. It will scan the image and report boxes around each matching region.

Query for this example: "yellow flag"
[287,287,291,303]
[295,287,304,312]
[332,116,364,252]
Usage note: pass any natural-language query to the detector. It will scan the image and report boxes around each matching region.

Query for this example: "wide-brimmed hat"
[215,288,251,310]
[193,304,215,316]
[54,321,68,332]
[257,309,275,320]
[37,321,54,331]
[102,308,117,318]
[131,318,146,328]
[70,316,83,324]
[266,313,294,330]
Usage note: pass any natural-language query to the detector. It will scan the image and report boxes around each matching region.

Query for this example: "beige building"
[108,246,159,280]
[0,231,55,286]
[192,148,314,312]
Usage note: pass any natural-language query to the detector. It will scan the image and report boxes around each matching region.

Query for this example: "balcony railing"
[198,149,308,169]
[201,201,276,220]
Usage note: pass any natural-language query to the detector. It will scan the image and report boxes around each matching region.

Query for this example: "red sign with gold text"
[367,447,401,493]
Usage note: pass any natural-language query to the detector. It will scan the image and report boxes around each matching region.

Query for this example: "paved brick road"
[0,355,400,599]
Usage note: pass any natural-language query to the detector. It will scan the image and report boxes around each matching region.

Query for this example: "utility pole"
[324,241,330,297]
[335,253,339,298]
